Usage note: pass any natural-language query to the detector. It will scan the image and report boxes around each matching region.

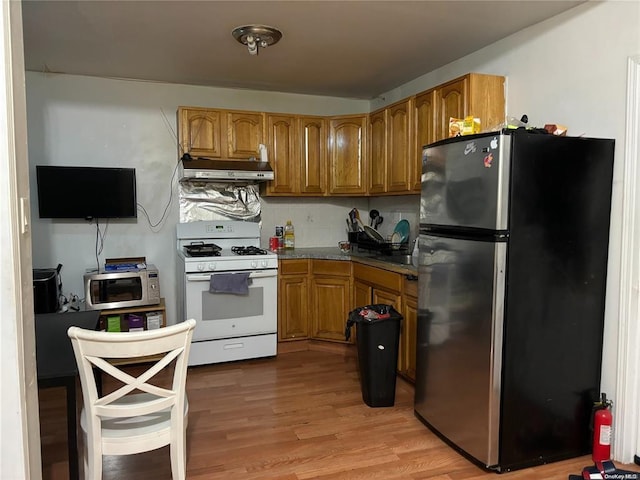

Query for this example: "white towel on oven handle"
[209,273,252,295]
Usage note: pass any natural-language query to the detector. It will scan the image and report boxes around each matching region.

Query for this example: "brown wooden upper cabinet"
[368,108,387,195]
[434,73,505,142]
[386,98,413,193]
[413,90,436,192]
[178,107,224,158]
[413,73,505,192]
[299,116,327,195]
[264,114,327,196]
[265,114,297,195]
[328,114,367,195]
[369,99,413,195]
[178,107,264,159]
[226,111,264,159]
[177,73,504,196]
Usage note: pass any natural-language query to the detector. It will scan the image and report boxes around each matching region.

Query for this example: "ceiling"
[21,1,584,100]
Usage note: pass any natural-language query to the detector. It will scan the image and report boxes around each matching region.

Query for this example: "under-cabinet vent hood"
[179,155,274,182]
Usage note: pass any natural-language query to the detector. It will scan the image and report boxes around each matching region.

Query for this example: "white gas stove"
[176,220,278,366]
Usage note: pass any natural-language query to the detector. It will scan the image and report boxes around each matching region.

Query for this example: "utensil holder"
[348,231,360,244]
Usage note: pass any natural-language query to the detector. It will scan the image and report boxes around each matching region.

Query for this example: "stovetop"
[177,220,277,272]
[182,244,272,258]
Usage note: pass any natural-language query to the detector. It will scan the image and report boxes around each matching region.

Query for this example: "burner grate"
[184,242,222,257]
[231,246,268,256]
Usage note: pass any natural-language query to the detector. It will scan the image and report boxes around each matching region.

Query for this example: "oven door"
[184,269,278,342]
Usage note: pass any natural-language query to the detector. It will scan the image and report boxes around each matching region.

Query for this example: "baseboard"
[277,339,357,357]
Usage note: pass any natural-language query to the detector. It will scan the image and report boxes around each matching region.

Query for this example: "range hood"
[179,156,274,182]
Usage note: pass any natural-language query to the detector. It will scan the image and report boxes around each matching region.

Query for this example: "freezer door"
[414,233,506,468]
[420,133,510,231]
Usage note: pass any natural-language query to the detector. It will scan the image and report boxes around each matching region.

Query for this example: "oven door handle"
[186,271,277,282]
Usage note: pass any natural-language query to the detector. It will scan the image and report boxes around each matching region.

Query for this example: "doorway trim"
[613,54,640,464]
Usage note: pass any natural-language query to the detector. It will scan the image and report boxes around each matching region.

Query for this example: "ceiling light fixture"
[232,25,282,56]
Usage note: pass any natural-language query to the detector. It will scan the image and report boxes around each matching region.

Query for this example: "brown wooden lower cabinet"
[399,276,418,382]
[278,259,420,382]
[278,259,310,341]
[353,263,402,311]
[310,260,352,342]
[278,259,353,344]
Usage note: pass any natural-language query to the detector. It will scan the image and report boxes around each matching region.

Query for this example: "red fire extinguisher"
[592,393,613,463]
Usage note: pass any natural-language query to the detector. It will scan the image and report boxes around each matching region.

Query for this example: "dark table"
[35,311,100,480]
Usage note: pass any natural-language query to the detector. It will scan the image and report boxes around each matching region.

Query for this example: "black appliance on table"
[414,130,615,472]
[33,264,62,313]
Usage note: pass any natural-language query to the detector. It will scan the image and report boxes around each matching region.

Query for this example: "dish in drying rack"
[363,225,385,243]
[393,220,410,243]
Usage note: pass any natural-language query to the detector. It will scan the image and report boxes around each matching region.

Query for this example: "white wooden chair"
[67,319,196,480]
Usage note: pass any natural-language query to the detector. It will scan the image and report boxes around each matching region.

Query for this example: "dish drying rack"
[351,232,411,255]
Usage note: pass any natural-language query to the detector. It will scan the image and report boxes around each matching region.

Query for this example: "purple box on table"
[127,314,144,332]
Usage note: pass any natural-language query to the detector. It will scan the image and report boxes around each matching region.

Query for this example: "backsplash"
[260,195,419,250]
[369,196,420,245]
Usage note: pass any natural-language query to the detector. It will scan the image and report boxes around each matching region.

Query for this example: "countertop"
[276,247,418,276]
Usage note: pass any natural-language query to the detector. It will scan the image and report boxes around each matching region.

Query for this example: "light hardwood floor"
[39,347,638,479]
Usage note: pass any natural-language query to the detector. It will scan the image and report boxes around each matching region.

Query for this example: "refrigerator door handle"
[487,241,508,467]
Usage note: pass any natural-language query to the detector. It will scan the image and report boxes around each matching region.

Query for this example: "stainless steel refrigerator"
[414,130,615,472]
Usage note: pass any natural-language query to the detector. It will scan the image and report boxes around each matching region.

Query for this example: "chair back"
[67,319,196,421]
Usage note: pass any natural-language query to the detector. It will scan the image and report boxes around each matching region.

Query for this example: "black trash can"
[345,304,403,407]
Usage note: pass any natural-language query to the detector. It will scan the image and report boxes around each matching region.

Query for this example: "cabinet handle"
[405,274,418,281]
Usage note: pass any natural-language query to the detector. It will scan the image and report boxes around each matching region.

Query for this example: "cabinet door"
[299,116,327,194]
[266,114,297,194]
[328,115,367,195]
[414,90,436,191]
[467,73,506,137]
[387,99,412,193]
[435,77,468,141]
[372,288,401,310]
[178,107,223,158]
[226,111,264,158]
[400,294,418,382]
[353,280,372,310]
[368,109,387,194]
[310,260,351,342]
[278,260,310,341]
[311,275,351,342]
[278,274,309,340]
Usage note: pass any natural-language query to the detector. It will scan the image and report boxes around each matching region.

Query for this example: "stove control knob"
[208,262,216,271]
[261,259,268,268]
[197,263,205,271]
[251,260,258,269]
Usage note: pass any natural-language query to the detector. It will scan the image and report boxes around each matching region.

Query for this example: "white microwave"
[84,265,160,311]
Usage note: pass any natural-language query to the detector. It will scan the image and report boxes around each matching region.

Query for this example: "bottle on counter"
[284,220,295,249]
[275,225,284,249]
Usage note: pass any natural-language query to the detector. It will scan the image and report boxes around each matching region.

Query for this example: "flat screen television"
[36,165,137,220]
